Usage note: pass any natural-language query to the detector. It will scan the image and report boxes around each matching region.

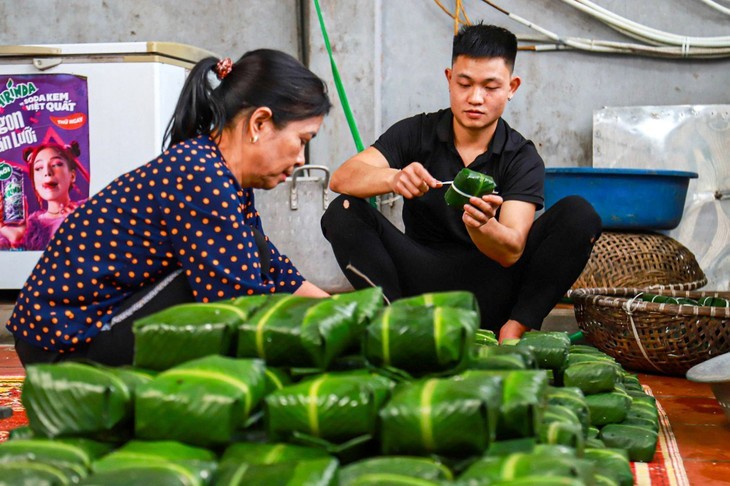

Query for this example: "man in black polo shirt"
[321,23,601,341]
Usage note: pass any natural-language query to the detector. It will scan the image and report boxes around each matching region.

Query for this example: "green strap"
[314,0,364,152]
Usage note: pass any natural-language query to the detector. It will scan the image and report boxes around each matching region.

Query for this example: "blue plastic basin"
[544,167,698,230]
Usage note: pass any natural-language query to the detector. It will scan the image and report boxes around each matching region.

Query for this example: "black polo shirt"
[373,108,545,248]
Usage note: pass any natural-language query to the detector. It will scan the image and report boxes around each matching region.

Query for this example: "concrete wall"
[0,0,300,59]
[307,0,729,170]
[2,0,726,169]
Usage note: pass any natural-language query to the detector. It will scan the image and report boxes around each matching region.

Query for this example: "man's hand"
[498,319,531,343]
[462,194,503,230]
[391,162,442,199]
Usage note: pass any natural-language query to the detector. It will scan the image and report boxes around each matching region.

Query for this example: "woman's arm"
[293,280,330,298]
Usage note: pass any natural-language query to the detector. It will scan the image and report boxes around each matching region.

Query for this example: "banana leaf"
[91,440,217,485]
[451,371,505,443]
[392,290,480,314]
[135,356,266,447]
[299,297,360,369]
[487,438,537,456]
[80,462,208,486]
[8,426,34,440]
[470,344,536,370]
[220,441,331,464]
[538,405,584,452]
[516,331,570,371]
[546,386,590,433]
[264,367,293,394]
[474,329,499,346]
[379,378,492,457]
[363,305,479,376]
[568,344,606,356]
[0,461,76,486]
[473,370,548,439]
[458,452,594,485]
[585,388,633,426]
[331,287,385,332]
[265,371,394,445]
[214,457,339,486]
[562,361,619,395]
[22,362,149,438]
[339,456,453,485]
[444,168,496,208]
[237,294,318,365]
[0,438,113,484]
[133,301,249,370]
[583,448,633,486]
[599,424,658,462]
[237,294,360,369]
[491,478,586,486]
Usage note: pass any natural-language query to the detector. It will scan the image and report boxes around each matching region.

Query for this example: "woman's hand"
[390,162,442,199]
[498,319,531,343]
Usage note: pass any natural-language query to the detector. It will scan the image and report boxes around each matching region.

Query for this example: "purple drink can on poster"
[1,165,25,225]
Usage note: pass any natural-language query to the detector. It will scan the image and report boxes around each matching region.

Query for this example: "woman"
[0,142,85,251]
[6,49,332,366]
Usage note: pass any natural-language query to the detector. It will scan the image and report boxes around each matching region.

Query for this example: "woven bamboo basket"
[571,231,707,291]
[572,288,730,376]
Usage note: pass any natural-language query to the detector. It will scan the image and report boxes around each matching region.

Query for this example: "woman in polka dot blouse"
[7,49,333,366]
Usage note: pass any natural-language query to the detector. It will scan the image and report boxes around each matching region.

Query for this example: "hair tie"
[214,57,233,80]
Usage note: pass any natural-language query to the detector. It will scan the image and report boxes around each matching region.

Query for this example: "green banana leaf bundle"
[379,378,492,457]
[214,457,339,486]
[620,373,643,392]
[599,424,658,462]
[133,301,253,370]
[220,441,331,464]
[135,356,266,447]
[470,345,535,370]
[392,290,480,313]
[516,331,570,371]
[265,371,394,445]
[457,452,595,486]
[0,437,114,484]
[22,362,153,439]
[546,386,590,433]
[81,462,210,486]
[264,367,293,395]
[487,438,538,457]
[622,399,659,431]
[331,287,385,333]
[583,448,633,486]
[537,404,584,452]
[562,361,619,395]
[0,461,79,486]
[444,168,496,208]
[476,370,549,439]
[339,456,453,485]
[363,305,479,376]
[585,388,633,426]
[451,371,505,443]
[237,294,361,369]
[91,440,217,485]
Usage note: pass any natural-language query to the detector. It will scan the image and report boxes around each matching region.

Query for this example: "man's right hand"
[391,162,442,199]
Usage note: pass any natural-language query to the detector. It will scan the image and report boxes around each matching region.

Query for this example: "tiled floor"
[0,344,728,484]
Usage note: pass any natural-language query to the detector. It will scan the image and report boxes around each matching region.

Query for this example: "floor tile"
[659,396,728,426]
[638,373,715,398]
[682,460,730,485]
[671,423,730,461]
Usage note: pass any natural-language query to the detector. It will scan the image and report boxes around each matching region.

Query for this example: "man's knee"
[546,195,602,245]
[321,194,370,236]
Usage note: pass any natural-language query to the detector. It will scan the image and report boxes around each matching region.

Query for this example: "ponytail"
[163,49,331,150]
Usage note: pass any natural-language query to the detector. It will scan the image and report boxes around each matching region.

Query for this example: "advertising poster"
[0,74,90,251]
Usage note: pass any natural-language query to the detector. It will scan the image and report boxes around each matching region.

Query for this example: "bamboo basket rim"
[570,287,730,319]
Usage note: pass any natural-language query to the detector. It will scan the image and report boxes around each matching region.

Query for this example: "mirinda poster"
[0,74,90,251]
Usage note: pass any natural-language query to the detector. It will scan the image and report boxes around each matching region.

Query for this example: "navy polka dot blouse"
[6,136,305,353]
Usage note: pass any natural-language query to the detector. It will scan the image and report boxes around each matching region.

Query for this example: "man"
[321,23,601,341]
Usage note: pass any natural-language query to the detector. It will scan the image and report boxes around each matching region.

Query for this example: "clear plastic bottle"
[2,168,25,226]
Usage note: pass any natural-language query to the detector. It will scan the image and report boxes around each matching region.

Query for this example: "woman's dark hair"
[452,23,518,72]
[23,141,81,205]
[163,49,332,148]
